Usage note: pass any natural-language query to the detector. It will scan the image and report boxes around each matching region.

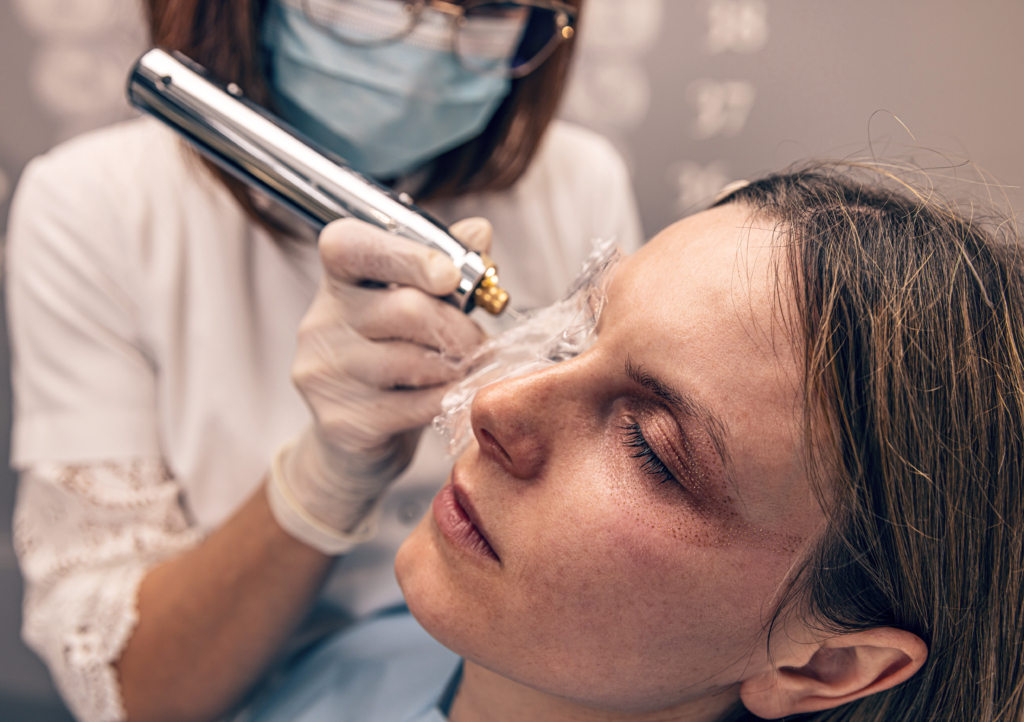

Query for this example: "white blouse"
[7,116,642,722]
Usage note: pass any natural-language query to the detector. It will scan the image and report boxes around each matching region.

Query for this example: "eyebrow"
[625,356,735,480]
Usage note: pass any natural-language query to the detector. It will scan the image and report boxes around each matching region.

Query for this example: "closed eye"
[621,421,676,485]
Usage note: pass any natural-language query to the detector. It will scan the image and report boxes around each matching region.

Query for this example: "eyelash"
[621,421,676,485]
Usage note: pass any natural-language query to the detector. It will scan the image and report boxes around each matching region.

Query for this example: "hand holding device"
[127,47,507,552]
[268,217,493,553]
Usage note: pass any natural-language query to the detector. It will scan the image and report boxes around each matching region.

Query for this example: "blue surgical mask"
[263,0,524,179]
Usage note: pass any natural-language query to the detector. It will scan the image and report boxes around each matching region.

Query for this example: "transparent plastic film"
[433,239,622,456]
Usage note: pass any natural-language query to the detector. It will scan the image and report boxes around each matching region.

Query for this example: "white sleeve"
[6,149,163,466]
[14,460,203,722]
[7,143,202,721]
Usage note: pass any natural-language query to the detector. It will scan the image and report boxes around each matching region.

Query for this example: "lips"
[432,482,499,563]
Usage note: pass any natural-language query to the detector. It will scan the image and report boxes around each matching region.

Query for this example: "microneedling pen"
[127,48,510,315]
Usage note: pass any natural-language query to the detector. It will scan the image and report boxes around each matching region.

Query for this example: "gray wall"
[563,0,1024,236]
[1,0,1022,717]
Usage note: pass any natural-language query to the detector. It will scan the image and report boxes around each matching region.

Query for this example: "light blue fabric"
[262,1,515,178]
[247,609,461,722]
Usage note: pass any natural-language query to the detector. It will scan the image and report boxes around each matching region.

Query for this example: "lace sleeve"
[13,460,205,722]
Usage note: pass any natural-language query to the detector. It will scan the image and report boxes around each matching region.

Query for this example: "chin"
[396,515,486,667]
[395,517,448,633]
[394,515,428,600]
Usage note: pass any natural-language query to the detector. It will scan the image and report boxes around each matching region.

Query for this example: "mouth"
[432,479,500,564]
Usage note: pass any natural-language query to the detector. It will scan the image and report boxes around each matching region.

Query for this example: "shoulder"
[9,117,238,269]
[11,117,197,241]
[518,121,644,252]
[15,116,192,213]
[541,120,622,158]
[19,116,187,195]
[7,118,189,302]
[527,120,630,186]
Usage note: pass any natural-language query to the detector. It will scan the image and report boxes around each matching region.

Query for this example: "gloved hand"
[267,216,493,554]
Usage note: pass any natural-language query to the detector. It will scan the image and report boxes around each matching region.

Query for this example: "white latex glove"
[267,216,493,554]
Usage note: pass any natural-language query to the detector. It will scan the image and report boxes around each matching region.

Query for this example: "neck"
[448,661,743,722]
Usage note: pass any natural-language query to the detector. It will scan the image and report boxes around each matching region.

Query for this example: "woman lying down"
[250,166,1024,722]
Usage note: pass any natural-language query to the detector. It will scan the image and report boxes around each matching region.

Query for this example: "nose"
[470,358,591,480]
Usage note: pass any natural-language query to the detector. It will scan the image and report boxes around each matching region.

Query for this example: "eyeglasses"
[297,0,577,78]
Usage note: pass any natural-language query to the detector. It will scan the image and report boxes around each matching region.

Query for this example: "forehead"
[604,204,813,526]
[606,204,785,362]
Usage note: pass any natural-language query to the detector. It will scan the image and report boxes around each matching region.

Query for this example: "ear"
[740,627,928,719]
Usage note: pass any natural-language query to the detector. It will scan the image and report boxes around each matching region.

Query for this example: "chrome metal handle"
[127,48,508,314]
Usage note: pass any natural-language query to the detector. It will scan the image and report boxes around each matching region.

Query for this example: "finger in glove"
[342,284,485,357]
[448,216,493,254]
[318,218,462,295]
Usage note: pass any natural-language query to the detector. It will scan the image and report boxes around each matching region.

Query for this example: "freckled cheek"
[545,506,784,647]
[606,437,808,557]
[512,490,698,620]
[503,507,749,676]
[599,436,727,551]
[596,453,798,615]
[507,440,715,588]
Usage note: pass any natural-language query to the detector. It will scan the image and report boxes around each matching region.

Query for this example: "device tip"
[474,264,510,315]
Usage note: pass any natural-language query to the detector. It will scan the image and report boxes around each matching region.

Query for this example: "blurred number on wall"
[671,0,768,215]
[687,79,755,139]
[707,0,768,54]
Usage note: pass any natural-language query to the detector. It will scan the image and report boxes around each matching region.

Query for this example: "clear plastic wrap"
[433,239,622,456]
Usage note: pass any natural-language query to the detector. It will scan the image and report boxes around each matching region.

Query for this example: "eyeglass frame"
[298,0,578,79]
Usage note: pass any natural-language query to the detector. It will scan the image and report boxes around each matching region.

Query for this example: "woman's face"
[396,204,824,715]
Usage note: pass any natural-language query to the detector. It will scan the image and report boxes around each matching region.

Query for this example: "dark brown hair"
[143,0,581,223]
[715,166,1024,721]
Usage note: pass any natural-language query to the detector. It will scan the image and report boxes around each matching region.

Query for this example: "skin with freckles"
[396,204,826,720]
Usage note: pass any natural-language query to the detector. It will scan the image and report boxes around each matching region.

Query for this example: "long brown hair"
[142,0,581,222]
[715,166,1024,721]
